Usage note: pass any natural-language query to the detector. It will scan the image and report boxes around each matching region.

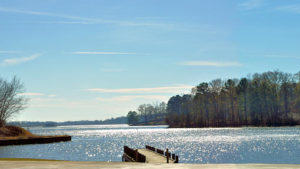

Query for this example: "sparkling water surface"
[0,125,299,163]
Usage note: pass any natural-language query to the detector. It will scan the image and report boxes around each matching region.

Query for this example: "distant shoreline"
[8,121,300,129]
[8,117,127,127]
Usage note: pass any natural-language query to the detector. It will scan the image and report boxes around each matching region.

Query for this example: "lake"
[0,125,299,164]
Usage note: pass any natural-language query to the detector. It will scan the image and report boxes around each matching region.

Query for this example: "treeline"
[9,116,127,127]
[166,70,300,127]
[127,102,167,125]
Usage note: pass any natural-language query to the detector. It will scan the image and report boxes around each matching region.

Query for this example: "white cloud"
[73,51,135,55]
[238,0,265,10]
[276,4,300,14]
[87,85,193,94]
[24,97,141,120]
[27,97,69,108]
[18,92,44,96]
[48,94,57,98]
[2,53,40,66]
[181,61,242,67]
[97,95,169,102]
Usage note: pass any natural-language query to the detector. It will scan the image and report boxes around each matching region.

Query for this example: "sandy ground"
[0,161,299,169]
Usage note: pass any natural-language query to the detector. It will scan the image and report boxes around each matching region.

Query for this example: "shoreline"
[167,124,300,128]
[128,124,300,128]
[0,125,71,146]
[0,135,71,146]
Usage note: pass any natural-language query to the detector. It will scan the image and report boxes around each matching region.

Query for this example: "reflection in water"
[0,125,299,163]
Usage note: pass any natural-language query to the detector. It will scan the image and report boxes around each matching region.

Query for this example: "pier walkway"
[137,149,175,163]
[122,145,178,163]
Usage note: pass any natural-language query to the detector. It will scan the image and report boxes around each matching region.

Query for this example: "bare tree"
[0,76,27,127]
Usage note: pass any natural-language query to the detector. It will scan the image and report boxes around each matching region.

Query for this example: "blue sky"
[1,0,300,121]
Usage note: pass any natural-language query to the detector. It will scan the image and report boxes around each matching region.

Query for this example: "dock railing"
[145,145,179,163]
[123,146,146,162]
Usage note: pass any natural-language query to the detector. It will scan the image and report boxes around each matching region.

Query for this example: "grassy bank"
[0,125,36,139]
[0,125,71,146]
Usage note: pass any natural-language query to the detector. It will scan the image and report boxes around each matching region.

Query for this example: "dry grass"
[0,125,71,147]
[0,125,36,139]
[0,125,69,140]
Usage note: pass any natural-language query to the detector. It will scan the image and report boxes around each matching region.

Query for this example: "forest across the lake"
[165,70,300,127]
[127,70,300,128]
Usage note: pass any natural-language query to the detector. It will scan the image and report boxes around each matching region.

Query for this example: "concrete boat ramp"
[0,161,299,169]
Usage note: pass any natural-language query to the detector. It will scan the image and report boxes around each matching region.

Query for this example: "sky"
[1,0,300,121]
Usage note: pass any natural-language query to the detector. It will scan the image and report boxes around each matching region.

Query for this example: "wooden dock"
[122,145,178,163]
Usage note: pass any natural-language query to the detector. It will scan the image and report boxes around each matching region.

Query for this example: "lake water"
[0,125,299,164]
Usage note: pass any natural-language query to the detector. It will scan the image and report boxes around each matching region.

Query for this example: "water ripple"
[0,125,299,164]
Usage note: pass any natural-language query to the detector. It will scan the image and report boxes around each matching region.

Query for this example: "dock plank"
[137,149,174,163]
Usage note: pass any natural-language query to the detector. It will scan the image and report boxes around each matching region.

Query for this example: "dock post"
[135,149,138,162]
[172,153,175,160]
[166,148,169,163]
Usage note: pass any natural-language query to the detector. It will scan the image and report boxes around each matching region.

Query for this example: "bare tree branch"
[0,76,27,127]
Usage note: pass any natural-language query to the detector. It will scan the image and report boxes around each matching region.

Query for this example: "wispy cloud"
[18,92,57,98]
[18,92,44,96]
[1,53,41,66]
[73,51,135,55]
[181,61,242,67]
[0,50,20,54]
[87,85,193,94]
[97,95,169,102]
[135,16,168,20]
[0,7,105,23]
[276,4,300,14]
[0,7,215,33]
[0,7,170,27]
[242,52,300,59]
[28,21,96,25]
[238,0,265,10]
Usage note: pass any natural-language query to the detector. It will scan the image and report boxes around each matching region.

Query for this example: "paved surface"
[0,161,299,169]
[137,149,174,163]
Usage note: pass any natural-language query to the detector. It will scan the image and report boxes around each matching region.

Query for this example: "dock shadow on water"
[0,125,299,164]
